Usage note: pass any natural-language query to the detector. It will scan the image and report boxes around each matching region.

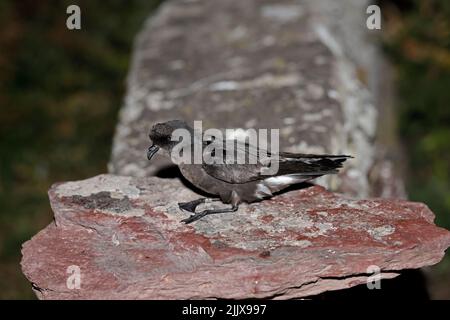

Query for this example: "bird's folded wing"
[201,139,352,184]
[202,139,270,184]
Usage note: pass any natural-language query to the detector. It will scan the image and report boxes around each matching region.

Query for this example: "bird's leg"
[181,204,238,224]
[178,198,221,213]
[181,191,240,224]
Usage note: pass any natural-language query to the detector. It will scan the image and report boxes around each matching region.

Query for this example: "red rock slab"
[21,174,450,299]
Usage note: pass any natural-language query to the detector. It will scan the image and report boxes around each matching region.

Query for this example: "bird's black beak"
[147,144,159,160]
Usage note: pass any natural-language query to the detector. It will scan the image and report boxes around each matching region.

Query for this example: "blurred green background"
[0,0,162,299]
[381,0,450,298]
[0,0,449,299]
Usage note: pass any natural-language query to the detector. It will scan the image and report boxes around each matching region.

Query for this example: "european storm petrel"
[147,120,351,223]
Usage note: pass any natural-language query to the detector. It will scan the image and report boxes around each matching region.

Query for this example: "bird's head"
[147,120,193,160]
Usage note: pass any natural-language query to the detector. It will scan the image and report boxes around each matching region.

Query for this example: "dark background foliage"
[0,0,162,299]
[380,0,450,298]
[0,0,448,298]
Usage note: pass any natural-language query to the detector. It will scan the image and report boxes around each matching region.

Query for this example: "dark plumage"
[147,120,352,223]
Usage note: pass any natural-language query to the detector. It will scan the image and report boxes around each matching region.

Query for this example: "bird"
[147,120,352,224]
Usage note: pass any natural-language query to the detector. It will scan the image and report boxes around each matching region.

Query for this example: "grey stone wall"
[109,0,405,199]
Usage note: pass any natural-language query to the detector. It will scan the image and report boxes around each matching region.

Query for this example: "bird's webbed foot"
[180,204,238,224]
[178,198,207,213]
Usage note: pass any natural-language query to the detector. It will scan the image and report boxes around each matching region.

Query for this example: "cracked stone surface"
[21,174,450,299]
[109,0,405,199]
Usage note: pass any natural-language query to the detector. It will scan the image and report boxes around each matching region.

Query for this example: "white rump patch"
[254,183,273,199]
[264,175,299,186]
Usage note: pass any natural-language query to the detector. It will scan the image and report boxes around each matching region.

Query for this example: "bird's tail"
[276,153,352,176]
[256,154,352,198]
